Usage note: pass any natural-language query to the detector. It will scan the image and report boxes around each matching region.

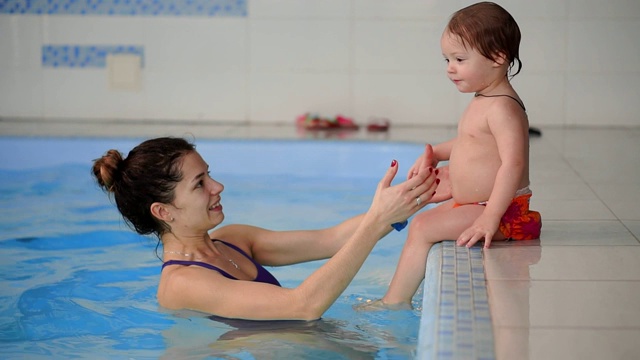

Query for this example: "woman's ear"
[150,202,173,223]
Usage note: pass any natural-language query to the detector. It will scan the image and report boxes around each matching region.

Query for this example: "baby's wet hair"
[446,1,522,77]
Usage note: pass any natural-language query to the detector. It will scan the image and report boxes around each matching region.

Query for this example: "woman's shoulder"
[211,224,270,242]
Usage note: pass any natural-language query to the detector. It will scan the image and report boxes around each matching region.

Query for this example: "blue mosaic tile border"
[0,0,247,17]
[42,45,144,68]
[417,241,495,360]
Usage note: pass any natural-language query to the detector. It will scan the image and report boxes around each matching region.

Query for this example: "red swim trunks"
[453,193,542,240]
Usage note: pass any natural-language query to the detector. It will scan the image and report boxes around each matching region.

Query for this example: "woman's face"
[170,151,225,233]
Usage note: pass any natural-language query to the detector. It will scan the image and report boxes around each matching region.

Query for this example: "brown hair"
[447,2,522,77]
[92,137,195,238]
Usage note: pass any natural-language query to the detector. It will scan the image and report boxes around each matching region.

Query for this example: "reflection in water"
[159,309,418,359]
[485,240,542,360]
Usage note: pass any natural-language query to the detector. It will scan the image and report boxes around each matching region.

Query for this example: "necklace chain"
[474,92,526,111]
[163,250,239,269]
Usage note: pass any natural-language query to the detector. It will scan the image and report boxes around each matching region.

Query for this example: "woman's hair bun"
[92,149,124,192]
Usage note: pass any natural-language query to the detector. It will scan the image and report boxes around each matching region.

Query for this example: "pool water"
[0,138,430,359]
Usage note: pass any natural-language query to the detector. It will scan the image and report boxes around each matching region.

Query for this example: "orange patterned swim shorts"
[453,193,542,240]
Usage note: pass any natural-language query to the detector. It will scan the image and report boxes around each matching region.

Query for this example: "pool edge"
[417,242,496,359]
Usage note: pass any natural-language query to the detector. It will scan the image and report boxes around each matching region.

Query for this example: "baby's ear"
[493,52,508,66]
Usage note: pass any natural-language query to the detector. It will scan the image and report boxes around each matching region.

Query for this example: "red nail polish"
[429,167,433,173]
[436,178,441,184]
[432,191,437,196]
[435,169,439,175]
[391,160,397,167]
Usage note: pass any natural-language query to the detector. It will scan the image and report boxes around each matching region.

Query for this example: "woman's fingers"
[379,159,399,190]
[405,165,436,197]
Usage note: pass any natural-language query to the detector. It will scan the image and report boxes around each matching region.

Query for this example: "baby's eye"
[443,58,450,63]
[456,58,464,63]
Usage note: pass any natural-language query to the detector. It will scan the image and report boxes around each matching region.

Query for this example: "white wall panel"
[250,20,349,71]
[250,72,350,123]
[145,70,247,121]
[518,20,567,73]
[354,20,442,71]
[353,0,459,20]
[0,16,42,70]
[512,74,566,127]
[1,1,639,126]
[566,73,640,126]
[568,0,640,19]
[42,68,147,119]
[144,18,247,72]
[353,72,457,126]
[0,69,44,117]
[250,0,349,19]
[567,20,640,73]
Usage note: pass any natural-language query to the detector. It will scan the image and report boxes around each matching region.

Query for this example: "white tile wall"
[566,73,640,126]
[567,20,640,73]
[353,0,460,20]
[250,20,350,71]
[250,0,350,19]
[353,72,458,125]
[0,16,43,70]
[146,70,247,121]
[0,69,45,117]
[353,20,442,71]
[568,0,640,19]
[42,68,148,119]
[250,72,350,123]
[513,74,566,126]
[1,0,639,126]
[145,18,248,72]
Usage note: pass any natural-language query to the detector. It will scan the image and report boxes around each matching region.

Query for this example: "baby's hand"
[408,144,438,179]
[456,214,499,249]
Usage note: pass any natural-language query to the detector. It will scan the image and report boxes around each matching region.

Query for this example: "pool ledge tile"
[417,241,496,360]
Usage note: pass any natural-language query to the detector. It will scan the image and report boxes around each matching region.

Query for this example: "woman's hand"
[369,145,439,226]
[431,166,452,203]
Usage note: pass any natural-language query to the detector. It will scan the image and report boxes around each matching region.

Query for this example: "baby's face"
[440,31,502,93]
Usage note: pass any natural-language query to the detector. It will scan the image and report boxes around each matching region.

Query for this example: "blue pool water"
[0,137,431,359]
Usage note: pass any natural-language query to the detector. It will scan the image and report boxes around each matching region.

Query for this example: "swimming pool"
[0,137,433,359]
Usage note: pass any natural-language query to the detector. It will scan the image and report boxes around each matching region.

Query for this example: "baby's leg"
[381,202,486,307]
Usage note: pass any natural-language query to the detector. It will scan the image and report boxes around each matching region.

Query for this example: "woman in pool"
[92,136,441,321]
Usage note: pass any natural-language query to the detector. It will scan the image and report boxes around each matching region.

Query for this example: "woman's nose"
[210,179,224,194]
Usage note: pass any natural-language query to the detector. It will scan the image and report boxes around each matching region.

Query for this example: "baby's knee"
[407,217,440,245]
[408,213,433,232]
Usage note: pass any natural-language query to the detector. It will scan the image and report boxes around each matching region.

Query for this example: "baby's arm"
[408,138,456,179]
[457,106,527,248]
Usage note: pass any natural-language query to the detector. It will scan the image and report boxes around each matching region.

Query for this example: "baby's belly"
[450,162,497,204]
